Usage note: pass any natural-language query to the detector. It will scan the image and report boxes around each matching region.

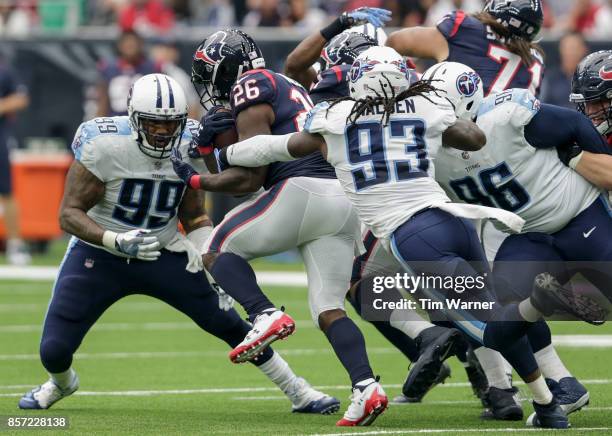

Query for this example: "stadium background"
[0,1,612,434]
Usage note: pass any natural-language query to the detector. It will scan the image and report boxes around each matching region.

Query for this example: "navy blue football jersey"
[230,69,335,189]
[437,10,544,97]
[310,65,421,104]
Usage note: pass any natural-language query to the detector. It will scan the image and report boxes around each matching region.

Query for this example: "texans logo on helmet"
[456,72,480,97]
[194,31,228,66]
[599,65,612,81]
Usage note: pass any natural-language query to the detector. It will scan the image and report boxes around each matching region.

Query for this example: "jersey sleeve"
[304,101,348,135]
[524,104,610,153]
[71,122,104,181]
[478,88,541,129]
[230,69,278,117]
[436,10,469,40]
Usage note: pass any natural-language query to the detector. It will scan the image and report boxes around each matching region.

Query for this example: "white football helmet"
[127,73,188,159]
[345,23,387,45]
[349,46,412,100]
[421,62,484,121]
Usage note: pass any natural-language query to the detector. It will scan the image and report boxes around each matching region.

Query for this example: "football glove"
[102,229,161,261]
[189,106,236,158]
[557,143,584,169]
[171,147,201,189]
[321,7,391,40]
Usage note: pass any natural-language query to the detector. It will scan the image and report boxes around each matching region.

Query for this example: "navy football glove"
[557,143,583,168]
[189,106,236,159]
[171,147,201,189]
[321,7,391,40]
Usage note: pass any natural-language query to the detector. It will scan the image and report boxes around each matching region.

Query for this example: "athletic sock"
[389,309,433,339]
[325,317,374,386]
[209,253,275,316]
[534,344,572,382]
[474,346,512,389]
[518,299,542,322]
[50,368,77,390]
[528,374,554,405]
[257,352,298,394]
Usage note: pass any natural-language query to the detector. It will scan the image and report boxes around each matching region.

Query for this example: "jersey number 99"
[346,119,429,191]
[112,179,185,229]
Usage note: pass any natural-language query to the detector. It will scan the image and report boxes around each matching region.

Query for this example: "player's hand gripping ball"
[189,106,238,159]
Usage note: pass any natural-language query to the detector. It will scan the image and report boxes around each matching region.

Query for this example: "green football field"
[0,241,611,435]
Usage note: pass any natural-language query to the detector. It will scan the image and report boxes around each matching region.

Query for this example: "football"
[212,107,239,149]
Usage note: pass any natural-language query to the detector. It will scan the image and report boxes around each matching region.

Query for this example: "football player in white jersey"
[213,47,580,429]
[428,62,612,421]
[17,74,339,415]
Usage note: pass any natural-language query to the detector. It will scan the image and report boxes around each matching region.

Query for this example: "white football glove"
[102,229,161,261]
[212,283,235,311]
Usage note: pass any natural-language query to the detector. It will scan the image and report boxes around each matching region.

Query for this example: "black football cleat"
[481,387,523,421]
[526,397,570,429]
[546,377,589,414]
[401,326,461,401]
[393,361,451,403]
[530,273,606,325]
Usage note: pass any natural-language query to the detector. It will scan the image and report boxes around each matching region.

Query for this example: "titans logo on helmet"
[349,59,379,83]
[456,72,480,97]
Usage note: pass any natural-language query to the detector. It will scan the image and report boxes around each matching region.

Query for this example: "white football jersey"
[304,94,456,239]
[435,89,601,234]
[71,116,206,249]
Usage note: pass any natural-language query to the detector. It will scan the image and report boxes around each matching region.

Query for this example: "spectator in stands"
[0,0,33,37]
[0,59,30,265]
[195,0,235,27]
[590,0,612,39]
[424,0,483,26]
[96,30,159,117]
[282,0,327,28]
[541,32,589,109]
[242,0,282,26]
[118,0,175,36]
[556,0,601,34]
[150,37,201,119]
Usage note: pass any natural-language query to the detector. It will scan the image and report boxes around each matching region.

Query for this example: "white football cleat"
[336,379,388,426]
[229,309,295,363]
[18,376,79,409]
[287,377,340,414]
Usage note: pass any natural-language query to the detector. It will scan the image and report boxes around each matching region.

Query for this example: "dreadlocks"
[328,78,442,126]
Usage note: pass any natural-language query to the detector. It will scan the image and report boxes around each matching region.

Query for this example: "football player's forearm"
[575,152,612,191]
[59,208,105,245]
[386,27,449,61]
[221,134,295,168]
[178,189,212,233]
[0,93,28,115]
[195,167,263,194]
[284,32,326,88]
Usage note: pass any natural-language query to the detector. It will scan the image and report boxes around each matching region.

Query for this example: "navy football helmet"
[484,0,543,41]
[192,29,265,108]
[570,50,612,136]
[319,32,377,72]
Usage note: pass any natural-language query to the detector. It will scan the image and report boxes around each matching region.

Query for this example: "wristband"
[320,17,345,41]
[197,144,215,156]
[102,230,118,250]
[569,150,584,170]
[189,174,201,190]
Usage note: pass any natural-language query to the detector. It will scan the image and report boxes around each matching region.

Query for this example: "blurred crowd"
[1,0,612,38]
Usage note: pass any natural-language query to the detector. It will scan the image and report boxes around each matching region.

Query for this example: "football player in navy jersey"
[172,29,402,426]
[387,0,545,97]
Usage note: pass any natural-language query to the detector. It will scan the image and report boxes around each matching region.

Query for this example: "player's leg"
[203,180,305,361]
[19,241,127,409]
[494,233,588,414]
[142,249,339,415]
[390,210,567,428]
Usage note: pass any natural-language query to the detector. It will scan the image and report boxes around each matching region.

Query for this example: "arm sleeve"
[222,133,296,168]
[524,104,611,153]
[230,70,277,117]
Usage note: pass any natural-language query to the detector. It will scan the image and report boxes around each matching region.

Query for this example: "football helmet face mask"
[127,74,188,159]
[349,46,411,101]
[319,32,377,72]
[191,29,265,109]
[422,62,484,121]
[484,0,543,42]
[570,50,612,136]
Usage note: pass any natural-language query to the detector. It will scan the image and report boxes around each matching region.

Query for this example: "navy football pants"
[40,239,256,373]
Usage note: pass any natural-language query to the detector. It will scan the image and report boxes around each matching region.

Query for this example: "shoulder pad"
[304,101,351,135]
[478,88,541,126]
[437,10,480,39]
[230,69,278,115]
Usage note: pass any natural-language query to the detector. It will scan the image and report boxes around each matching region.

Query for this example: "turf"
[0,249,611,434]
